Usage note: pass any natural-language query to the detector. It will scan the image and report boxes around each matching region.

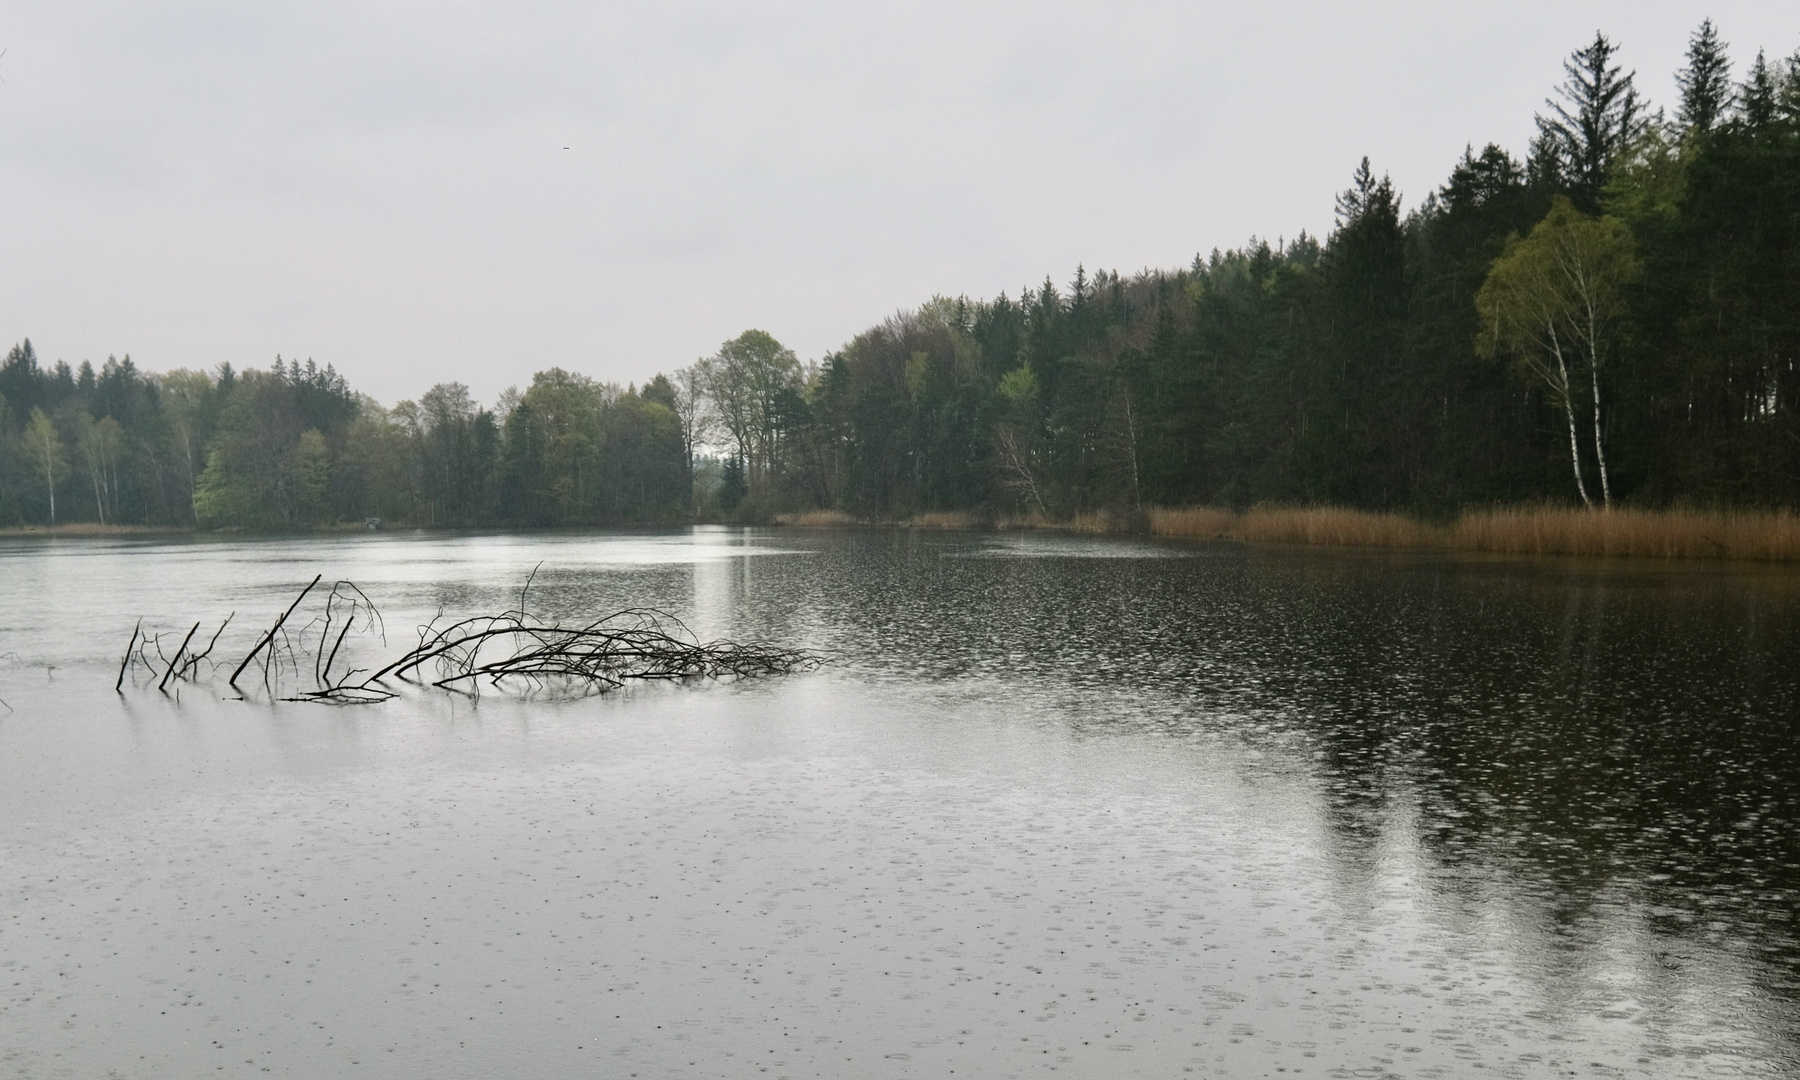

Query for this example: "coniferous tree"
[1739,51,1777,129]
[1675,19,1733,136]
[1536,32,1648,209]
[1320,158,1409,504]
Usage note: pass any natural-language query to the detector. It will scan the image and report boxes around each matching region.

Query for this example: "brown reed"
[1448,505,1800,560]
[1149,503,1800,562]
[773,509,859,527]
[778,500,1800,562]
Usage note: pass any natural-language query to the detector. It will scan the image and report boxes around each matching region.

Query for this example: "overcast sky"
[1,2,1794,407]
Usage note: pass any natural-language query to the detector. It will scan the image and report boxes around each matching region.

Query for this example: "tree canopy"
[2,23,1795,528]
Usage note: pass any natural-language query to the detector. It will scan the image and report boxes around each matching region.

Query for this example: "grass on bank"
[1148,505,1800,561]
[0,523,191,538]
[775,505,1800,562]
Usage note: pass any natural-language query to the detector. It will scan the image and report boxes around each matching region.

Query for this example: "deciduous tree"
[1476,198,1639,507]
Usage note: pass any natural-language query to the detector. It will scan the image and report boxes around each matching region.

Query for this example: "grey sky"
[1,2,1794,407]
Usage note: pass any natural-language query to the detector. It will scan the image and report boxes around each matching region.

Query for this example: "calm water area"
[0,527,1796,1079]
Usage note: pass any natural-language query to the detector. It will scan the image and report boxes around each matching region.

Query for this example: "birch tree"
[1476,197,1639,508]
[22,408,66,524]
[159,370,212,524]
[670,363,711,487]
[74,412,125,524]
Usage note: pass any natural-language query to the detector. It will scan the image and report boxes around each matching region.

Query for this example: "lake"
[1,527,1796,1078]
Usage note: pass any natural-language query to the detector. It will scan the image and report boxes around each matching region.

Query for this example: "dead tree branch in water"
[311,581,383,687]
[115,617,141,693]
[181,613,234,679]
[357,607,819,698]
[230,575,322,688]
[158,622,201,692]
[121,573,821,705]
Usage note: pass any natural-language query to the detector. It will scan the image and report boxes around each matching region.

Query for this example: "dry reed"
[1450,505,1800,560]
[778,499,1800,562]
[1149,503,1800,561]
[910,511,980,529]
[1234,506,1439,548]
[774,509,859,527]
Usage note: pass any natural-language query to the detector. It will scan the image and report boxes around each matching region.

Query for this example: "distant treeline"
[1,24,1796,530]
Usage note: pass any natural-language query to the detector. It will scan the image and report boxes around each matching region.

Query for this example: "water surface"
[1,528,1796,1078]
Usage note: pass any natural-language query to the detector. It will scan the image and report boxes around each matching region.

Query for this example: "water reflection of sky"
[945,531,1199,559]
[0,527,1795,1076]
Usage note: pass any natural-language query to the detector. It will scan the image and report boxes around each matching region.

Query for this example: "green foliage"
[1477,198,1640,506]
[1536,32,1649,210]
[1676,19,1733,135]
[1,22,1794,528]
[996,363,1038,403]
[21,407,67,524]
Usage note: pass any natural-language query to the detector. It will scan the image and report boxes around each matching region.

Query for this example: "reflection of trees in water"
[1280,559,1798,983]
[745,534,1800,1022]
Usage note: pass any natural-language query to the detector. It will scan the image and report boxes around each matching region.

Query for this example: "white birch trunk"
[1548,325,1592,508]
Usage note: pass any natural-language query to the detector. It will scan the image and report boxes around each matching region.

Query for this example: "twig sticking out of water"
[181,613,234,679]
[116,617,141,693]
[313,582,384,687]
[352,606,819,697]
[123,574,822,705]
[230,575,323,688]
[158,622,201,693]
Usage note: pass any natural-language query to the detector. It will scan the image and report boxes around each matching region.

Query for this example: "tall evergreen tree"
[1739,50,1777,129]
[1319,158,1409,504]
[1536,32,1647,209]
[1675,19,1732,135]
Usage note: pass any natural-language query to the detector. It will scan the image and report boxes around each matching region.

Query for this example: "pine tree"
[1525,129,1564,191]
[1740,50,1777,129]
[1675,18,1732,135]
[1536,32,1647,209]
[1782,52,1800,124]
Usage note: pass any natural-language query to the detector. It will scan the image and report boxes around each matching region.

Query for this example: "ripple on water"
[0,528,1795,1077]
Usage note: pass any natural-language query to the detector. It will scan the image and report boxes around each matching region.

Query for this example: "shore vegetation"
[1,24,1796,559]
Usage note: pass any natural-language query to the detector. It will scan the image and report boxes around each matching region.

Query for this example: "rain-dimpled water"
[0,528,1796,1078]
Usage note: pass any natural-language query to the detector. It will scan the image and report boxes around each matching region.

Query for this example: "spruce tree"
[1782,52,1800,124]
[1535,32,1646,209]
[1740,50,1777,129]
[1675,18,1732,135]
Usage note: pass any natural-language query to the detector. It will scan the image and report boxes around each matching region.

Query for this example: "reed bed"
[1143,506,1238,539]
[911,511,981,529]
[778,500,1800,562]
[1149,503,1800,562]
[773,509,859,527]
[1150,505,1439,548]
[1450,506,1800,560]
[1234,506,1440,548]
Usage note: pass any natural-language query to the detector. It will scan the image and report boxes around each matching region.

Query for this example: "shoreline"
[0,523,194,538]
[6,504,1799,562]
[774,505,1800,563]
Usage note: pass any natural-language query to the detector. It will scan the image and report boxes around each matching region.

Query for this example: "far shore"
[0,523,194,538]
[774,504,1800,563]
[7,504,1800,563]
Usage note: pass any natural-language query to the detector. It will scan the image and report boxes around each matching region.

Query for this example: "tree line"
[1,23,1795,529]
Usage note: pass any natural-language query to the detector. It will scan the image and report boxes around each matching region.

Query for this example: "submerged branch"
[115,617,141,693]
[121,575,822,705]
[230,575,323,688]
[159,622,201,692]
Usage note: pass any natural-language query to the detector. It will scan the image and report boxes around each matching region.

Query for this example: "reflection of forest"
[4,27,1798,530]
[729,530,1800,1045]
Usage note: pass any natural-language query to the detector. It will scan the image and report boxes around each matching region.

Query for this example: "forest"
[1,23,1796,530]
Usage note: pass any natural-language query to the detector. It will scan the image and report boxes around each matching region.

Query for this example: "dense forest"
[2,24,1797,529]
